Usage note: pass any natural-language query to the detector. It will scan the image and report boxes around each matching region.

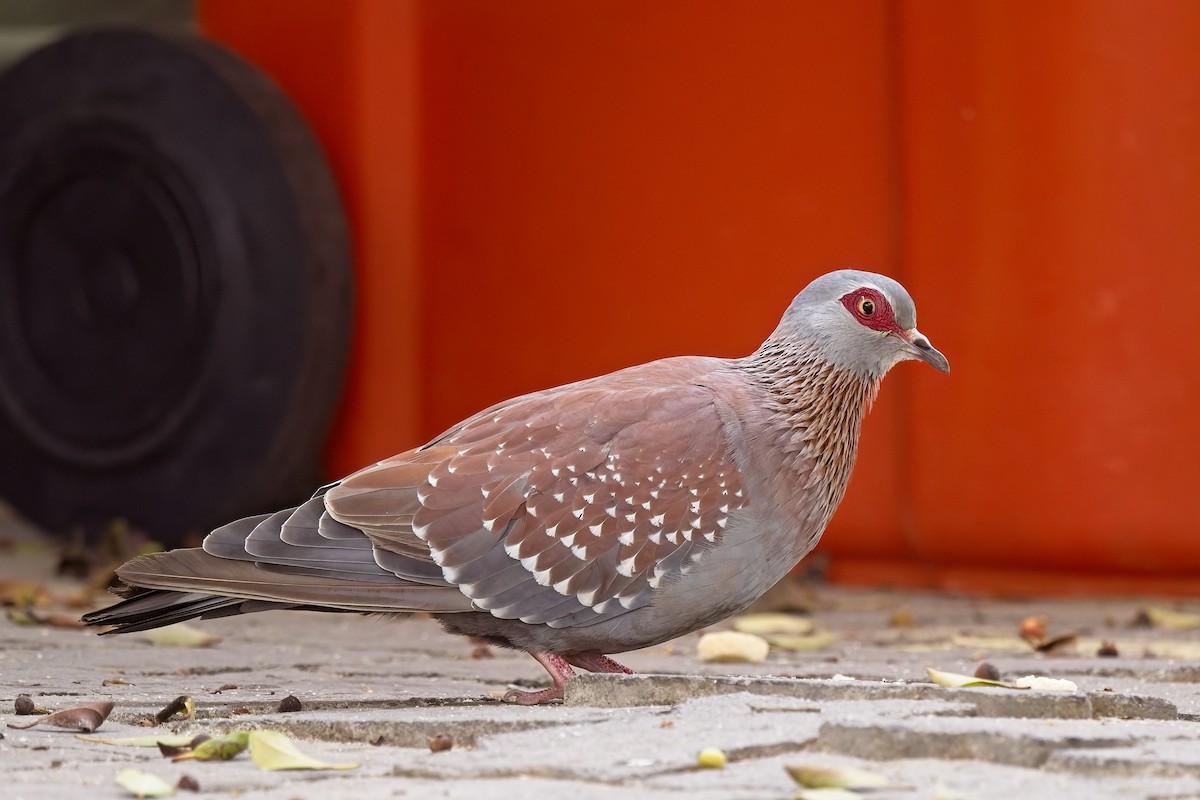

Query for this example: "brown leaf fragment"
[276,694,302,713]
[973,662,1001,682]
[212,684,238,693]
[8,701,114,732]
[1097,640,1119,657]
[1034,633,1078,654]
[103,678,130,687]
[231,706,253,715]
[158,734,211,758]
[428,733,453,753]
[175,774,200,793]
[155,696,194,723]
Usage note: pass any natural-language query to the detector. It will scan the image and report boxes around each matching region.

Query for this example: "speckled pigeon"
[84,270,948,704]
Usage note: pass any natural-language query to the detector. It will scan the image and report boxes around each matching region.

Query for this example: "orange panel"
[899,1,1200,579]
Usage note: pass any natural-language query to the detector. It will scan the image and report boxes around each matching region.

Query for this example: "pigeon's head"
[775,269,949,379]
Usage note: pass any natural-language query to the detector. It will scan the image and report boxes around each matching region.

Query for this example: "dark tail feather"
[81,589,301,634]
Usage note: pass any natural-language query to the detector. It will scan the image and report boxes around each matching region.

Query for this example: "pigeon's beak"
[901,328,950,374]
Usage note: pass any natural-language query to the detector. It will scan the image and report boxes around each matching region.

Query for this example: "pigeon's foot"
[504,650,637,705]
[503,651,575,705]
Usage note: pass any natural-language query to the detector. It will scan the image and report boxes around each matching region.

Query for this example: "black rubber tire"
[0,28,353,545]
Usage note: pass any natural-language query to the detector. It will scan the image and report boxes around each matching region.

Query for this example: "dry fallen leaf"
[786,764,890,789]
[158,735,211,759]
[1142,606,1200,631]
[172,731,249,762]
[248,730,359,770]
[116,768,174,798]
[1033,632,1078,654]
[141,624,221,648]
[766,631,838,652]
[155,696,195,723]
[696,631,770,663]
[731,612,814,636]
[7,701,114,732]
[925,667,1025,690]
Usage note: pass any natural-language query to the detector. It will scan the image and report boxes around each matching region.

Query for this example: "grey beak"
[904,329,950,374]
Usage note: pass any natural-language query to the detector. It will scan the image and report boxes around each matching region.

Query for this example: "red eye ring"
[856,295,876,317]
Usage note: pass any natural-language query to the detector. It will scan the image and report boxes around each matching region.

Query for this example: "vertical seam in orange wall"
[882,0,923,563]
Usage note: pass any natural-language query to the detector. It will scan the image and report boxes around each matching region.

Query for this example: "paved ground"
[2,511,1199,800]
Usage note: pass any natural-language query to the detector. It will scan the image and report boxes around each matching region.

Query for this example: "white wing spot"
[616,557,637,577]
[649,513,665,527]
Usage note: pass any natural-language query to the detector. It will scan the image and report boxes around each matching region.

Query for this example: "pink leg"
[504,651,576,705]
[566,651,634,674]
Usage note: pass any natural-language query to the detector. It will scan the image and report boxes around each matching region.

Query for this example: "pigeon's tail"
[82,548,474,635]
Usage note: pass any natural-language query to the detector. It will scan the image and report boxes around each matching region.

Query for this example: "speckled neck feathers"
[744,335,881,530]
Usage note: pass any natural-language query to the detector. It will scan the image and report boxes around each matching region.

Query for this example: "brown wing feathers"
[325,377,748,627]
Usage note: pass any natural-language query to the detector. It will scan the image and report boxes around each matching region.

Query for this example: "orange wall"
[198,1,1200,593]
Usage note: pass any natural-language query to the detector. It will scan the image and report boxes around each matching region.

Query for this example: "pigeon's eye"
[856,296,876,317]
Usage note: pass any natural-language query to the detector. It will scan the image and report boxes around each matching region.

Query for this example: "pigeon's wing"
[326,362,750,629]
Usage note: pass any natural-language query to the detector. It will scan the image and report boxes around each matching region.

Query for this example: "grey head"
[767,269,950,379]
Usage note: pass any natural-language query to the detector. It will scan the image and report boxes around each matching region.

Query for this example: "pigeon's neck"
[742,337,881,522]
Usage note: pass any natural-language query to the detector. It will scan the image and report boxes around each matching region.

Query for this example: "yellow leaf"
[141,624,221,648]
[115,768,174,798]
[696,631,770,663]
[1145,606,1200,630]
[172,731,249,762]
[925,667,1026,689]
[786,764,890,789]
[248,730,358,771]
[696,747,726,768]
[766,631,838,652]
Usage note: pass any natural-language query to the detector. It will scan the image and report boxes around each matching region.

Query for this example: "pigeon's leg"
[566,651,634,674]
[504,651,576,705]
